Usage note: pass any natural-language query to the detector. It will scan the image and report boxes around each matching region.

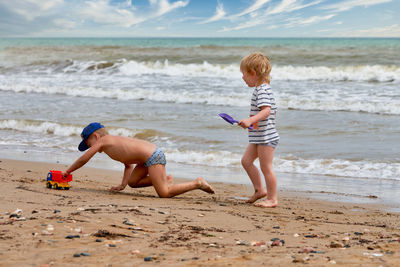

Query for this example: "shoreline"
[1,158,399,266]
[1,152,399,209]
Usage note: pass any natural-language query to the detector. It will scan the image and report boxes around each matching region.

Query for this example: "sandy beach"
[0,158,399,267]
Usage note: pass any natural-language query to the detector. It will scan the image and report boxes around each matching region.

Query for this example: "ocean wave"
[165,148,241,167]
[0,120,82,136]
[274,65,399,83]
[0,119,158,140]
[0,82,249,107]
[164,149,400,181]
[2,81,400,115]
[275,156,400,181]
[1,119,398,180]
[279,96,400,115]
[1,59,399,82]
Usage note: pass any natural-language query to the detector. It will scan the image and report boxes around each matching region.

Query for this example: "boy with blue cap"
[63,122,215,197]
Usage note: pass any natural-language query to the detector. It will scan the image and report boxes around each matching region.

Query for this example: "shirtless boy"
[63,122,215,197]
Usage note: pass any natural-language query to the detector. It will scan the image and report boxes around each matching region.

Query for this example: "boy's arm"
[238,106,270,129]
[63,142,102,176]
[110,163,133,192]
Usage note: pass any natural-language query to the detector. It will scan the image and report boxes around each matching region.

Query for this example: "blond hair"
[95,127,108,137]
[240,52,271,84]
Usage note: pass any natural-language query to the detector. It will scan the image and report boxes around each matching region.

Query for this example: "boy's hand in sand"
[110,184,126,192]
[238,118,252,129]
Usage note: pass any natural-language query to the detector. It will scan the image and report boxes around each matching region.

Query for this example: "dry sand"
[0,158,399,266]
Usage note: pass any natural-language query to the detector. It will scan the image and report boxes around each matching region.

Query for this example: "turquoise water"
[1,37,399,48]
[1,37,399,66]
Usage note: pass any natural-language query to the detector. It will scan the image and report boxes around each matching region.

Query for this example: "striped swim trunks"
[258,140,279,149]
[144,148,166,167]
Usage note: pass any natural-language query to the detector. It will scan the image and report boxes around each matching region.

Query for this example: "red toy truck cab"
[46,170,72,190]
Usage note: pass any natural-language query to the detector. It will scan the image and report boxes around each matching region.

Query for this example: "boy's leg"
[147,165,214,198]
[127,164,153,188]
[241,143,267,203]
[254,145,278,208]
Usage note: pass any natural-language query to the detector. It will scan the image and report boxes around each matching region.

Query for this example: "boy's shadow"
[71,186,157,198]
[71,186,219,202]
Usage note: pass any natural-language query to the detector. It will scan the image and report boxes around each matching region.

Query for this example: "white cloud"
[199,2,226,24]
[0,0,63,21]
[299,14,335,25]
[221,17,264,31]
[322,0,392,12]
[284,14,335,27]
[53,18,77,29]
[77,0,188,28]
[222,0,322,32]
[233,0,271,17]
[79,0,144,27]
[266,0,321,15]
[0,0,190,36]
[155,0,189,16]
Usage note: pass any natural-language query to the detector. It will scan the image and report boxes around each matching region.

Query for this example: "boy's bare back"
[96,135,156,165]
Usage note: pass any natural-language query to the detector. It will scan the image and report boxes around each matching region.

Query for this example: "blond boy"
[63,122,214,197]
[238,52,279,208]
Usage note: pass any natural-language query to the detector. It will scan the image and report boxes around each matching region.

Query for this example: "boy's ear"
[93,132,101,139]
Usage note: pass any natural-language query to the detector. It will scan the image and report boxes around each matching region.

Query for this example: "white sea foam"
[0,119,139,138]
[2,80,400,114]
[118,60,241,78]
[165,148,241,167]
[279,95,400,115]
[165,149,400,181]
[1,119,398,180]
[66,60,400,82]
[274,65,399,82]
[119,61,399,82]
[0,80,249,107]
[2,58,400,114]
[4,59,399,82]
[0,120,82,136]
[275,156,400,180]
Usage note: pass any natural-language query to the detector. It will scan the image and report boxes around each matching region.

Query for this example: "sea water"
[0,37,399,206]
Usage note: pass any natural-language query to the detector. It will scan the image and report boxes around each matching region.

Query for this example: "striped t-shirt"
[248,84,279,144]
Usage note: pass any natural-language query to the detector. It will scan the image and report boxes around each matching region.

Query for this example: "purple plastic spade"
[218,113,253,130]
[219,113,238,124]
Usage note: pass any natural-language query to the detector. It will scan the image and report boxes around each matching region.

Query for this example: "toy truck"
[46,170,72,190]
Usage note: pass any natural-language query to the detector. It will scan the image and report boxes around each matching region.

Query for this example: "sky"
[0,0,399,37]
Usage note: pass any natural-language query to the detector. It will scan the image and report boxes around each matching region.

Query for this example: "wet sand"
[0,158,399,266]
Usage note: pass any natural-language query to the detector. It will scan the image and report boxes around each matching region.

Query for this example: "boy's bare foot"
[246,190,267,203]
[254,199,278,208]
[167,174,174,185]
[196,177,215,194]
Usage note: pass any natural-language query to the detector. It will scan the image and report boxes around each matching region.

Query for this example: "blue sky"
[0,0,399,37]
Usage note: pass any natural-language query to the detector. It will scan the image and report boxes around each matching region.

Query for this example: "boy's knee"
[241,157,251,168]
[260,166,274,176]
[241,157,246,166]
[127,181,137,188]
[157,191,171,198]
[156,188,171,198]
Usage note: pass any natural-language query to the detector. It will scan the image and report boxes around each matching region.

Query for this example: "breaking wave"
[0,119,399,180]
[1,59,399,82]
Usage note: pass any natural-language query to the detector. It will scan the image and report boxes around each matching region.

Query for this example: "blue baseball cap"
[78,122,104,151]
